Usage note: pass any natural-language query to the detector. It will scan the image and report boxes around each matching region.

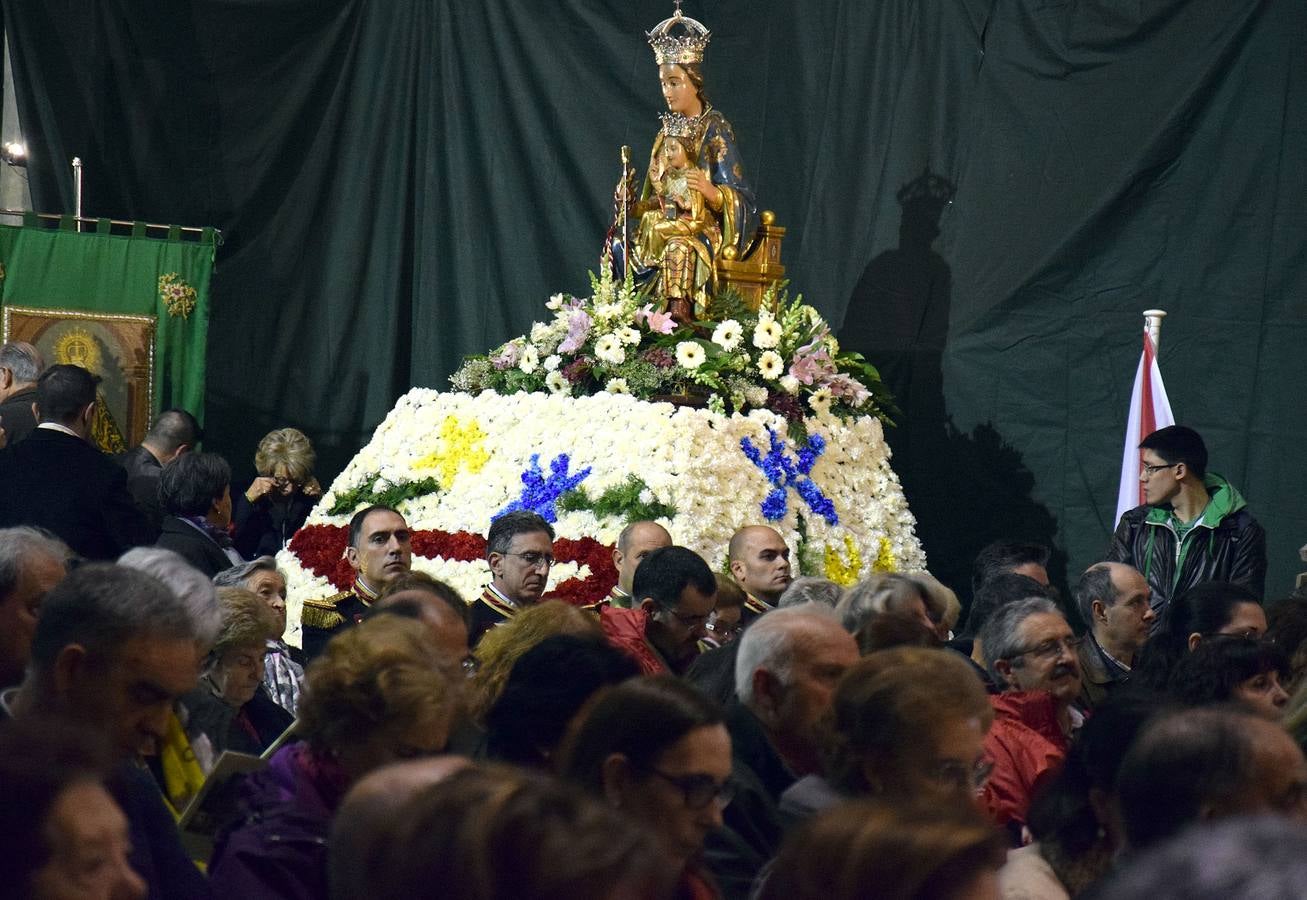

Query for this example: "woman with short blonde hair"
[234,426,321,557]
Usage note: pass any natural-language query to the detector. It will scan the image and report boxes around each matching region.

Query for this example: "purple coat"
[207,742,348,900]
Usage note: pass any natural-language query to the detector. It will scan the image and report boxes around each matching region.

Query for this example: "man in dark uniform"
[471,510,554,645]
[728,525,793,626]
[301,505,412,659]
[584,519,673,612]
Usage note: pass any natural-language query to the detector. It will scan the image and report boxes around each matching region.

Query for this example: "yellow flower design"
[823,536,863,586]
[413,416,490,488]
[871,537,896,574]
[158,273,198,319]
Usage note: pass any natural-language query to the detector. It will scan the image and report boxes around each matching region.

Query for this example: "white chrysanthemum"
[518,344,540,374]
[779,375,801,395]
[544,354,562,372]
[594,334,626,365]
[605,378,630,395]
[545,370,569,394]
[757,350,784,379]
[753,319,784,349]
[712,319,743,351]
[676,341,707,370]
[617,326,642,346]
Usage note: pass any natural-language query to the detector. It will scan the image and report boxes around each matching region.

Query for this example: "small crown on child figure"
[647,1,711,66]
[659,112,700,142]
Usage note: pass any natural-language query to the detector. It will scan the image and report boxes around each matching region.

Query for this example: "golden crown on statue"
[659,112,701,141]
[647,2,711,66]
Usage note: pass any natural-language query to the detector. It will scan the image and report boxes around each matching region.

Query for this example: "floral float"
[276,270,923,648]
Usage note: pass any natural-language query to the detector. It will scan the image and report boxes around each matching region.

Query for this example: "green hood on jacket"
[1143,472,1247,528]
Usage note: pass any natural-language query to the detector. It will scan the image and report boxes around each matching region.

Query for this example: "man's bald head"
[612,521,672,595]
[729,526,792,606]
[329,757,473,899]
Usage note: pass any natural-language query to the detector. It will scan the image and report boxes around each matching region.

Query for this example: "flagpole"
[1142,309,1166,352]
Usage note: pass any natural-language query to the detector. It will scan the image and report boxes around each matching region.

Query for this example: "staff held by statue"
[620,145,631,279]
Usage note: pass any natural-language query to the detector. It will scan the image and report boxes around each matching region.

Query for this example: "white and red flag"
[1115,326,1175,524]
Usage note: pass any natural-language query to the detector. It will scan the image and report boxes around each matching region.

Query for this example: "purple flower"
[491,343,521,371]
[826,373,872,407]
[557,309,592,354]
[766,391,805,422]
[562,356,594,384]
[788,348,836,386]
[641,348,676,370]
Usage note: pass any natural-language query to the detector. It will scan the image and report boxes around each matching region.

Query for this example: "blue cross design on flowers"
[739,429,838,526]
[494,453,592,523]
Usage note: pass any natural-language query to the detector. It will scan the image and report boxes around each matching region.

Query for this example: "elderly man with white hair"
[0,340,45,446]
[704,603,859,899]
[0,526,72,688]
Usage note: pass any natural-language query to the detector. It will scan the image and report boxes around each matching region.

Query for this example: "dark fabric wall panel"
[3,0,1303,598]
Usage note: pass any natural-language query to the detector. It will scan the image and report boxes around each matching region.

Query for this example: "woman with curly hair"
[779,646,993,823]
[208,615,460,898]
[180,586,292,767]
[233,427,322,557]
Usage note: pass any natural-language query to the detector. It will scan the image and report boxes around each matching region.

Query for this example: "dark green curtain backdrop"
[3,0,1304,600]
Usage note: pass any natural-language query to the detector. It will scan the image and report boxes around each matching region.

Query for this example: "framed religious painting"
[1,306,156,453]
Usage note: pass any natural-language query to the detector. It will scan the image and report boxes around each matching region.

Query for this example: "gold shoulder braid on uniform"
[302,591,349,630]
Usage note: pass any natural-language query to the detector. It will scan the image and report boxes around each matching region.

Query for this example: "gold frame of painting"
[1,306,156,453]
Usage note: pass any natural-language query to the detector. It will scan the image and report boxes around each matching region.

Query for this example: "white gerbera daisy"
[605,377,630,395]
[809,386,834,415]
[752,319,783,349]
[545,371,569,394]
[757,350,784,380]
[676,341,706,370]
[595,334,626,365]
[519,344,540,374]
[711,319,743,352]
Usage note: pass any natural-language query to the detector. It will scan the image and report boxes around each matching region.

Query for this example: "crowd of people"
[1,350,1306,900]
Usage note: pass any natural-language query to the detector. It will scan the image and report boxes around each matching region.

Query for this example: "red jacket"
[980,691,1069,832]
[600,606,669,676]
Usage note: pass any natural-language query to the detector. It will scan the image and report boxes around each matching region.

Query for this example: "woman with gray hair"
[215,556,303,715]
[835,573,939,649]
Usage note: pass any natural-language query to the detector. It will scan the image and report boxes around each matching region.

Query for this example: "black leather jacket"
[1107,492,1266,615]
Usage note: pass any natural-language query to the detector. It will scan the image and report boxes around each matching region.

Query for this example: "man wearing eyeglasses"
[472,510,556,645]
[1108,425,1266,622]
[978,596,1082,839]
[302,504,412,659]
[601,545,716,675]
